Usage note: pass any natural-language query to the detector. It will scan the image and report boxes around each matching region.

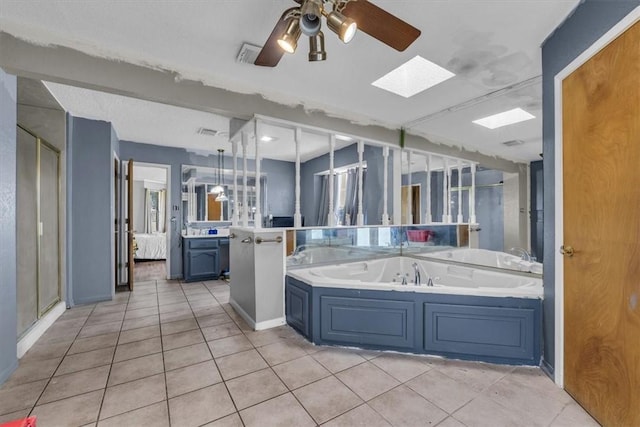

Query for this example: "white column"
[425,154,432,223]
[356,140,365,226]
[447,161,453,223]
[392,148,401,225]
[294,127,302,228]
[442,158,448,223]
[187,179,196,223]
[382,146,390,225]
[407,150,413,224]
[241,131,249,227]
[327,134,336,227]
[470,163,477,224]
[254,120,262,229]
[457,160,463,223]
[232,139,239,226]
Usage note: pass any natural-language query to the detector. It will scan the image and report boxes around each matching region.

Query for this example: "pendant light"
[210,149,224,194]
[215,149,228,202]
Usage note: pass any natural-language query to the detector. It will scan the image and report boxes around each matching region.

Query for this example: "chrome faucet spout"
[412,262,421,286]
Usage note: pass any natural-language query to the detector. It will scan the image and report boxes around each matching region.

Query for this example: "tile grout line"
[182,279,246,426]
[94,289,131,424]
[155,279,174,427]
[207,279,318,425]
[26,302,100,416]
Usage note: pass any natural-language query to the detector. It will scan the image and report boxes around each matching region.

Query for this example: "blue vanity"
[182,235,229,282]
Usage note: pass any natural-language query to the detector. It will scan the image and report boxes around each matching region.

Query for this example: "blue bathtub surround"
[286,276,542,365]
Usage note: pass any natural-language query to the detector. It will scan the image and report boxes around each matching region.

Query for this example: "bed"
[134,232,167,259]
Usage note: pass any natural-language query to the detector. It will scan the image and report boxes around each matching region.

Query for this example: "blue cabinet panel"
[189,239,219,249]
[424,303,535,361]
[183,237,226,282]
[320,296,415,349]
[286,283,310,338]
[188,250,218,279]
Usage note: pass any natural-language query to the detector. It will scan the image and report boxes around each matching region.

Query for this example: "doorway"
[556,17,639,426]
[121,162,171,285]
[401,184,421,224]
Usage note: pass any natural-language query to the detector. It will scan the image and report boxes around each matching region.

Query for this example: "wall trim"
[553,5,640,388]
[73,294,112,305]
[17,301,66,358]
[229,298,286,331]
[0,359,18,386]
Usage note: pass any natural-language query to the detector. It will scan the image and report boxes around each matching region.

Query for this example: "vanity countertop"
[182,230,230,238]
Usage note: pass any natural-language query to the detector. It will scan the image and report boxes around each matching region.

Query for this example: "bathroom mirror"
[181,165,267,224]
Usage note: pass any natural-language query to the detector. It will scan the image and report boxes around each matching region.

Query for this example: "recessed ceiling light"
[472,108,535,129]
[371,55,455,98]
[335,134,354,142]
[260,135,277,142]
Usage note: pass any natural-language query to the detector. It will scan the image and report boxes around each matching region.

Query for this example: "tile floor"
[0,279,599,427]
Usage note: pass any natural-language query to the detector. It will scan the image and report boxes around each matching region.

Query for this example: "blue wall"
[0,68,18,384]
[541,0,639,373]
[301,144,393,226]
[68,116,114,304]
[119,140,295,278]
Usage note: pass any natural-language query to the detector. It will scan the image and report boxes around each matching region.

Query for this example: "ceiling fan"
[254,0,421,67]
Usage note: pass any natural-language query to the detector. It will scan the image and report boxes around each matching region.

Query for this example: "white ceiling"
[1,0,580,164]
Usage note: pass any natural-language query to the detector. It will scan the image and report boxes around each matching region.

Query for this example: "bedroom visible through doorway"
[122,162,170,283]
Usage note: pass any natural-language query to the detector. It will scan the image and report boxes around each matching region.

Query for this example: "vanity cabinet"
[183,237,229,282]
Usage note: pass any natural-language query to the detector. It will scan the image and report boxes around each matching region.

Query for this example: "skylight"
[472,108,535,129]
[371,56,455,98]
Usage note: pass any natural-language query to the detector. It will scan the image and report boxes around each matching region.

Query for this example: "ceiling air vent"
[236,43,262,65]
[501,139,525,147]
[197,127,219,137]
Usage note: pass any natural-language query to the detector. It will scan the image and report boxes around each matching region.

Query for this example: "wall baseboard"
[255,317,286,331]
[72,294,112,306]
[229,298,285,331]
[541,358,555,382]
[0,359,19,386]
[17,301,66,358]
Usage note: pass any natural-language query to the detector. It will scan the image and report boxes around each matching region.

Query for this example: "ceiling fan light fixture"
[299,0,322,36]
[326,10,357,43]
[277,18,301,53]
[308,31,326,62]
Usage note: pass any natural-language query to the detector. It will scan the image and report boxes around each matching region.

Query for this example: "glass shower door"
[39,143,61,314]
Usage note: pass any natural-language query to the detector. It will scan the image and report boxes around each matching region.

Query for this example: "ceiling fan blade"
[254,9,294,67]
[342,0,421,51]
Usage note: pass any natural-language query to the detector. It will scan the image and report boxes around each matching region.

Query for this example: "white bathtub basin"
[287,256,542,299]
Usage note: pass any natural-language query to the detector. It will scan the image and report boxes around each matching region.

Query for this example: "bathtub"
[285,256,542,365]
[287,256,542,299]
[420,248,543,274]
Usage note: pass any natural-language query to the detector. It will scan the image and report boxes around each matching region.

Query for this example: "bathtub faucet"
[509,247,531,262]
[412,262,421,286]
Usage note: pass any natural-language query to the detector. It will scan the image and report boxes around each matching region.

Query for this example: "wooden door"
[401,185,420,224]
[563,21,639,426]
[207,194,222,221]
[127,159,134,291]
[114,158,120,288]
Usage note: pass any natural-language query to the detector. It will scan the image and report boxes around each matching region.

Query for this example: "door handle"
[560,245,575,257]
